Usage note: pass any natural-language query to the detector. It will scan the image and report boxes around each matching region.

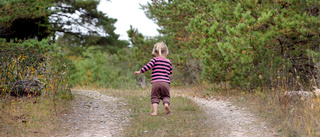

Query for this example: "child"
[134,42,173,116]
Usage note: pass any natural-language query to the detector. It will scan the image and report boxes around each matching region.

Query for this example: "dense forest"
[141,0,320,90]
[0,0,320,136]
[1,0,319,94]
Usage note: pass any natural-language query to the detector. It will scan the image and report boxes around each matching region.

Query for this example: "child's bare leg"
[151,103,158,116]
[164,103,171,114]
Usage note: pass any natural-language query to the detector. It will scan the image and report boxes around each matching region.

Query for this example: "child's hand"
[134,70,142,75]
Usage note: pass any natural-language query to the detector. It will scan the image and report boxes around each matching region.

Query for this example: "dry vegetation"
[0,96,71,137]
[180,84,320,136]
[240,89,320,136]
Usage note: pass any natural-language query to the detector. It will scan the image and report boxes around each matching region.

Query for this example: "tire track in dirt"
[54,90,129,137]
[191,97,277,137]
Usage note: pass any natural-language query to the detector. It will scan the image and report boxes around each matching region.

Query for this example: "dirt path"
[190,96,277,137]
[54,90,129,137]
[54,89,276,136]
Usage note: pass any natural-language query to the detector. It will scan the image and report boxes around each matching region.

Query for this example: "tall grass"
[229,52,320,136]
[231,87,320,136]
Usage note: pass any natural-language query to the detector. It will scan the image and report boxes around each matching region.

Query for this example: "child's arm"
[134,59,155,75]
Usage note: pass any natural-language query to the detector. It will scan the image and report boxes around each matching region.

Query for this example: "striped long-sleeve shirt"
[140,57,173,84]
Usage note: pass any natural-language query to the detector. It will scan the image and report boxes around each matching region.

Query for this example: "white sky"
[97,0,160,41]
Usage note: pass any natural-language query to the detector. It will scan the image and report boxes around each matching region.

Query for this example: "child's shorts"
[151,81,170,105]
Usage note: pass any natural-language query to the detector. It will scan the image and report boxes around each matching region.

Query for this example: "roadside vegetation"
[0,95,70,136]
[0,39,72,136]
[0,0,124,136]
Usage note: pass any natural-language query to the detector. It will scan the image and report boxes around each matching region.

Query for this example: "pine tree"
[187,0,320,89]
[0,0,122,44]
[143,0,320,89]
[0,0,53,40]
[143,0,202,84]
[127,25,159,79]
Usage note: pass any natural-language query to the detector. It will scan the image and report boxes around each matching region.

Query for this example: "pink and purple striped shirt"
[140,57,173,84]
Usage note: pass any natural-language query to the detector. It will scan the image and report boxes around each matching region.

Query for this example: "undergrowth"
[68,47,137,89]
[235,88,320,136]
[0,96,71,137]
[0,38,73,136]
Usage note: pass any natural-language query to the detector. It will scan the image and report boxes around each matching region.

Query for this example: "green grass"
[96,87,213,136]
[126,95,211,136]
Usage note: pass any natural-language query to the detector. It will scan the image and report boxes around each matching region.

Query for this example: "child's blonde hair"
[152,42,169,56]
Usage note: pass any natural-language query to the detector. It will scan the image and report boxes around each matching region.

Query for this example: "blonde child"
[134,42,173,116]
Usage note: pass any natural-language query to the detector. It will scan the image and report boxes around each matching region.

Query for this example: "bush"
[187,0,320,90]
[69,46,136,89]
[0,38,72,99]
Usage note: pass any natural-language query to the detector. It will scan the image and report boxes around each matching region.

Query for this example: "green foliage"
[68,47,136,89]
[0,38,72,98]
[51,0,122,47]
[0,0,52,22]
[127,26,159,80]
[0,0,53,40]
[0,0,124,52]
[52,0,129,53]
[189,0,320,90]
[143,0,320,90]
[139,1,204,84]
[56,33,129,54]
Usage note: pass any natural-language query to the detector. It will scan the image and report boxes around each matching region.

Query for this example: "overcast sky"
[97,0,159,41]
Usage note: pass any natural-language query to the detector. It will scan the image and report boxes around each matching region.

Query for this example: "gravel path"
[190,96,277,137]
[54,90,129,137]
